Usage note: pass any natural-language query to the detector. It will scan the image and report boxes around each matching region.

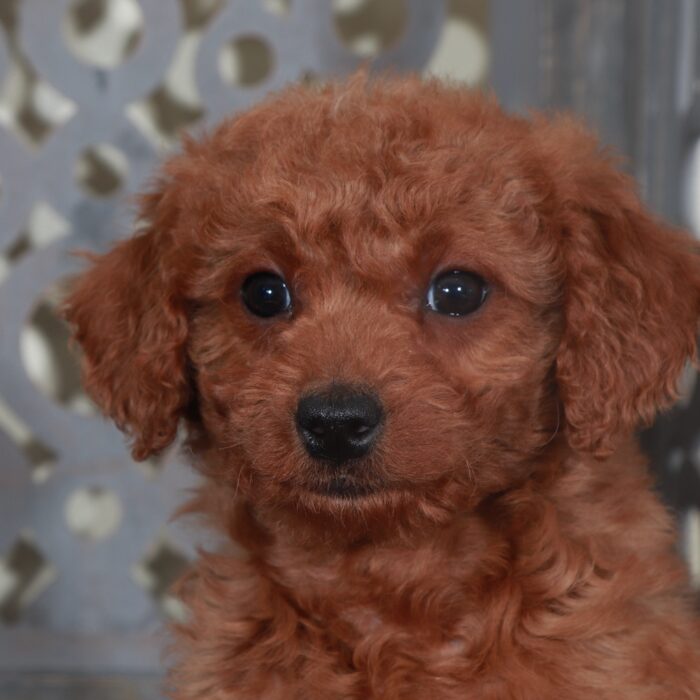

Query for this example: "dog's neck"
[241,501,504,639]
[226,467,562,638]
[189,439,666,650]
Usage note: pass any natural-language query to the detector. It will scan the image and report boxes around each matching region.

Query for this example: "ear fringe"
[535,118,700,455]
[64,208,190,461]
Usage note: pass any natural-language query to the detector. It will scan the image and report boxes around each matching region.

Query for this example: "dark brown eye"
[241,272,292,318]
[426,269,488,317]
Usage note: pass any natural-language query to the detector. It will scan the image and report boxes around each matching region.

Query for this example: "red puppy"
[66,76,700,699]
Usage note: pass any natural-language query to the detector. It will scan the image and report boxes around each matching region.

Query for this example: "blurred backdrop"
[0,1,698,698]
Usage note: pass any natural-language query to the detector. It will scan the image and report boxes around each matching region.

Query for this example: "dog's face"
[66,78,700,534]
[186,151,560,525]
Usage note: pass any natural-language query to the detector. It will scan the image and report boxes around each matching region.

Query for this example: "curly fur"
[65,75,700,699]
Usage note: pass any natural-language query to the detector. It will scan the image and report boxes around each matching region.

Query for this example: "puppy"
[65,76,700,699]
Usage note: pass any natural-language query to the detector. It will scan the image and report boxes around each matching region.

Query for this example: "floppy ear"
[537,117,700,456]
[64,189,190,461]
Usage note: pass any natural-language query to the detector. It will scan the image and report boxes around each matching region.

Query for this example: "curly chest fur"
[169,460,700,700]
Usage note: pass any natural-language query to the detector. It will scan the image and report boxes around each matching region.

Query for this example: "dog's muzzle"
[295,384,383,464]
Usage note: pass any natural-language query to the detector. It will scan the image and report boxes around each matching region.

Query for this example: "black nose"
[296,385,383,464]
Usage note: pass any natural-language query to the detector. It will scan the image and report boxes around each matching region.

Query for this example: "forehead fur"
[157,76,562,306]
[184,75,544,218]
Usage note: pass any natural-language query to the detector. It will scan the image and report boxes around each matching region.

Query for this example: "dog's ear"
[64,187,190,461]
[536,117,700,456]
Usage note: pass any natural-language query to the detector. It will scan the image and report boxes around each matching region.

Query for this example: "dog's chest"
[329,602,477,681]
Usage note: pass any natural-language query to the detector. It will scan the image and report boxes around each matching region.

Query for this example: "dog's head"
[65,77,700,534]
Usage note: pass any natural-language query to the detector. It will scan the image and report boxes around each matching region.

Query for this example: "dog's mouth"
[307,474,378,500]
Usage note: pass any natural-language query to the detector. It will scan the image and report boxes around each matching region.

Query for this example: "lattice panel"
[0,0,482,675]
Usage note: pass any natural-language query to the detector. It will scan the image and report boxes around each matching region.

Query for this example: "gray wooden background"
[0,1,698,698]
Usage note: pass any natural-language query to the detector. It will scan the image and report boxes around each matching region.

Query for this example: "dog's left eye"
[426,269,488,317]
[241,272,292,318]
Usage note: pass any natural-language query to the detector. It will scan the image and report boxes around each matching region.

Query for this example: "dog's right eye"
[241,272,292,318]
[426,269,488,317]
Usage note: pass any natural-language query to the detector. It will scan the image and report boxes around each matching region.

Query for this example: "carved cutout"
[0,535,56,624]
[64,486,123,542]
[5,203,70,266]
[75,143,128,197]
[263,0,291,16]
[64,0,143,69]
[181,0,224,28]
[132,537,190,619]
[22,284,93,416]
[426,0,489,85]
[0,397,58,478]
[219,36,274,88]
[332,0,407,57]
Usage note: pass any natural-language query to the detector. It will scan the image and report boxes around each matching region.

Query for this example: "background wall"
[0,1,697,698]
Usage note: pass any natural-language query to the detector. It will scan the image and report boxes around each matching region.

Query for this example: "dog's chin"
[307,474,378,501]
[277,469,470,540]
